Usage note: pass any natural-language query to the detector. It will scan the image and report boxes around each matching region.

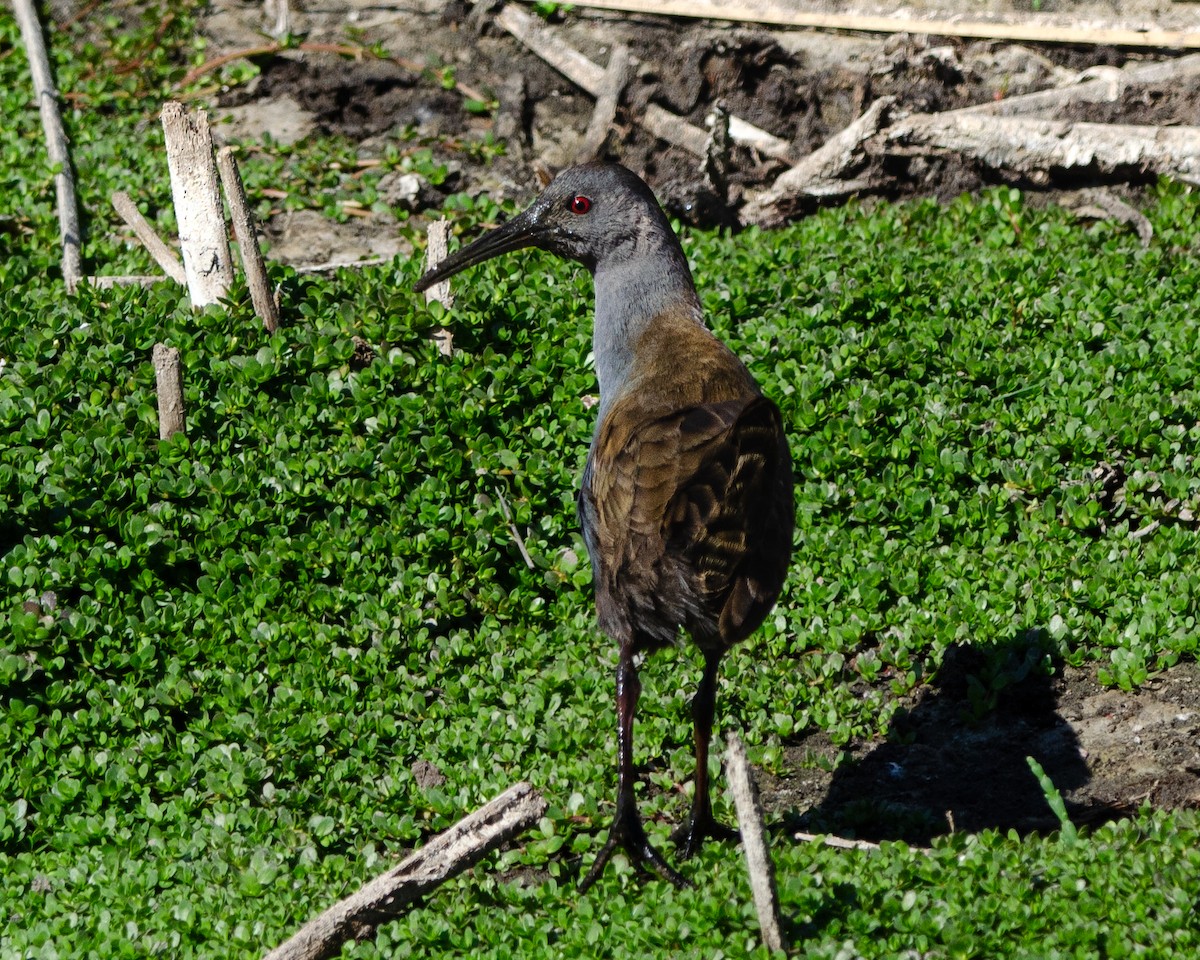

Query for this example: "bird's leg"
[580,643,689,890]
[674,651,737,858]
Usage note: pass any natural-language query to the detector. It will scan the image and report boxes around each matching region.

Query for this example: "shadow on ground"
[766,632,1200,847]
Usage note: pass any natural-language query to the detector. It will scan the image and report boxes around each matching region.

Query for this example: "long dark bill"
[413,208,542,293]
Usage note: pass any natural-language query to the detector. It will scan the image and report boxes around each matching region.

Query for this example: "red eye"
[569,195,592,215]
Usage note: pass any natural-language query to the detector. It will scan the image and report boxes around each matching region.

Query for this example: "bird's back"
[578,308,794,654]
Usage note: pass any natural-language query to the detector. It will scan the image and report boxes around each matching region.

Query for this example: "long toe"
[672,813,739,860]
[580,813,690,890]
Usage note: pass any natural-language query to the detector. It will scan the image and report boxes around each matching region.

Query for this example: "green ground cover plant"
[2,6,1199,958]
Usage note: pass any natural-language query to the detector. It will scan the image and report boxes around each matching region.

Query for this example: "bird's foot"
[580,807,690,891]
[671,809,738,860]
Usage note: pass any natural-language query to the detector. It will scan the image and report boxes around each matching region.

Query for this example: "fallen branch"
[534,0,1200,49]
[742,96,895,227]
[14,0,82,291]
[111,191,187,284]
[726,736,786,955]
[262,782,547,960]
[496,4,791,162]
[884,114,1200,184]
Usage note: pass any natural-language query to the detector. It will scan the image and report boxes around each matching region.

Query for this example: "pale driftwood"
[960,53,1200,118]
[14,0,82,291]
[423,219,455,356]
[536,0,1200,49]
[161,102,234,308]
[495,5,791,162]
[262,782,547,960]
[743,97,895,227]
[153,344,186,440]
[884,114,1200,183]
[216,147,280,333]
[725,736,785,955]
[577,44,633,164]
[111,191,187,284]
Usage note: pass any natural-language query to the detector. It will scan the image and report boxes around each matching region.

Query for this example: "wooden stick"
[111,191,187,284]
[262,782,547,960]
[13,0,82,291]
[423,219,455,310]
[423,219,455,356]
[577,44,633,164]
[161,102,234,308]
[534,0,1200,49]
[725,736,786,955]
[496,5,791,161]
[743,96,895,226]
[152,344,186,440]
[216,147,281,333]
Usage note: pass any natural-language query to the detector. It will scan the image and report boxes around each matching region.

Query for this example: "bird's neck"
[591,249,704,418]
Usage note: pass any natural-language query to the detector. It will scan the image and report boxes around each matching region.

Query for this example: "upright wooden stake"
[424,219,455,356]
[216,146,281,333]
[726,735,786,955]
[161,102,233,308]
[153,344,186,440]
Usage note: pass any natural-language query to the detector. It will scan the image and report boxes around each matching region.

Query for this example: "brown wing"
[579,394,793,653]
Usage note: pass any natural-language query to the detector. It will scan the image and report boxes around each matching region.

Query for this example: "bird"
[414,162,794,888]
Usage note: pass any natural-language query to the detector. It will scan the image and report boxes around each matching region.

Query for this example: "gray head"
[413,163,693,291]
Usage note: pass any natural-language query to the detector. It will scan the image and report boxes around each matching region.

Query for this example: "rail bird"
[415,162,794,888]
